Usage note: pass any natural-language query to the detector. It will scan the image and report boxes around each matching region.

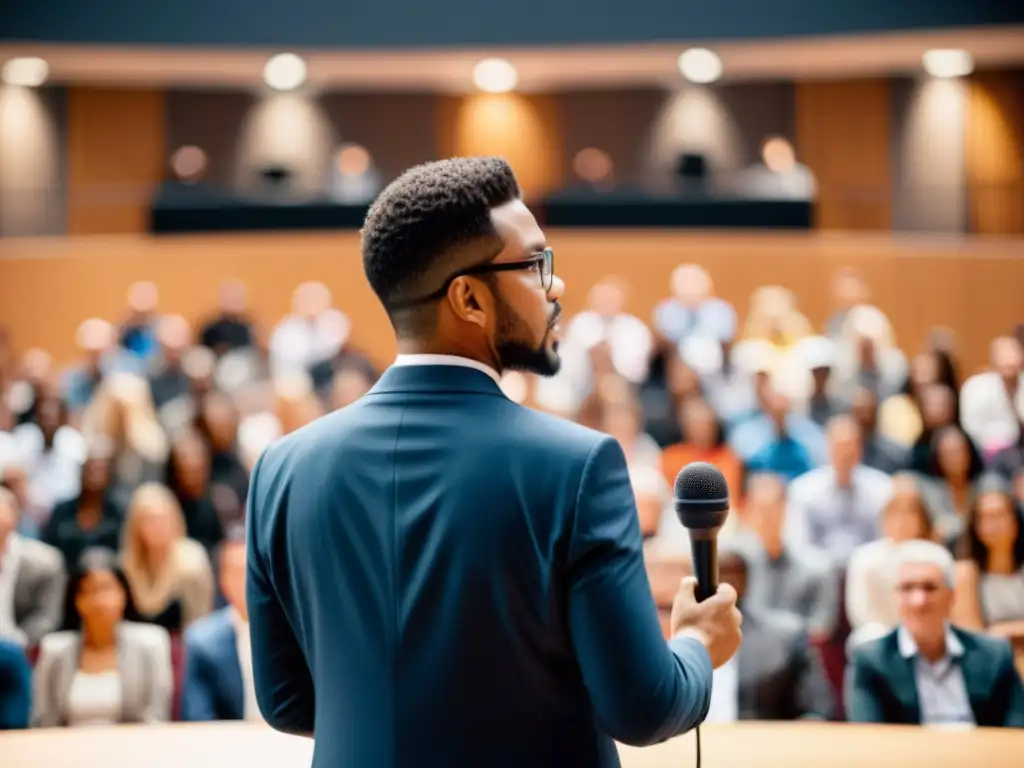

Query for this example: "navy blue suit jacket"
[246,363,713,767]
[181,607,245,722]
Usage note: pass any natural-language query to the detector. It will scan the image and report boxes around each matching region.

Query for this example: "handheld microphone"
[673,462,731,603]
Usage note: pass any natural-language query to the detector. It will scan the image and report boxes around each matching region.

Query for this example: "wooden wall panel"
[438,93,563,200]
[966,70,1024,235]
[795,80,893,230]
[1,232,1020,376]
[67,88,166,235]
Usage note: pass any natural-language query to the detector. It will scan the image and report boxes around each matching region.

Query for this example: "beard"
[493,293,561,377]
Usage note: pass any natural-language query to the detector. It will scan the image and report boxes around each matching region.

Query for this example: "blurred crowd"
[1,262,1023,730]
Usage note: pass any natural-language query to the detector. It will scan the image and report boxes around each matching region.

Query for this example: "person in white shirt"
[268,282,351,379]
[846,474,936,649]
[181,531,261,722]
[533,278,653,415]
[785,415,894,568]
[960,336,1024,458]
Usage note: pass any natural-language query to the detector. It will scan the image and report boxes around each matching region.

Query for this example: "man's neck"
[916,634,947,664]
[1002,374,1019,397]
[396,338,501,375]
[761,537,784,561]
[835,467,854,488]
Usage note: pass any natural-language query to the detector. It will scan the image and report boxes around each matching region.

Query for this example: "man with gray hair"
[847,540,1024,726]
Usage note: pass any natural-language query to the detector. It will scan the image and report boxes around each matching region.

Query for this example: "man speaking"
[245,157,742,767]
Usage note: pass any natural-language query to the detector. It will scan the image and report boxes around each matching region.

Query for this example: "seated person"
[742,473,838,643]
[846,540,1024,726]
[31,547,173,727]
[0,638,30,729]
[705,540,835,721]
[0,487,67,646]
[181,532,260,722]
[121,483,214,633]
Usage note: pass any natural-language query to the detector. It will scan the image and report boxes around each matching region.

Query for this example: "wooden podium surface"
[2,722,1016,767]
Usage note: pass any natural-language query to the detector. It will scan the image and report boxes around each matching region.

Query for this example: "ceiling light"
[1,57,49,87]
[472,58,518,94]
[922,49,974,79]
[263,53,307,91]
[677,48,722,84]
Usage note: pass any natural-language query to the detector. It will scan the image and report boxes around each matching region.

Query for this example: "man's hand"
[670,576,743,668]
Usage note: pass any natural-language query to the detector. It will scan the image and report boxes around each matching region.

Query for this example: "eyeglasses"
[388,248,555,310]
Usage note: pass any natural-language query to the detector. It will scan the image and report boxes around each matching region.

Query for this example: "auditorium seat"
[170,633,185,721]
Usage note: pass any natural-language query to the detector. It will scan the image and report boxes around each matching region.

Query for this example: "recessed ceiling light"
[472,58,518,94]
[1,57,49,87]
[922,49,974,79]
[263,53,307,91]
[677,48,723,84]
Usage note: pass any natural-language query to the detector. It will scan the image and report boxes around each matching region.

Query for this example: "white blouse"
[66,670,122,727]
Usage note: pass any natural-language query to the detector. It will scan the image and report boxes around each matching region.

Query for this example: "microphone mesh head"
[674,462,728,502]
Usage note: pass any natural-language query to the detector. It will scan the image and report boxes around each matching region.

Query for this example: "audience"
[32,548,173,726]
[42,450,123,572]
[845,475,935,647]
[951,479,1024,642]
[0,487,66,646]
[1,261,1022,736]
[181,532,257,722]
[705,541,835,721]
[742,474,838,643]
[784,416,892,569]
[120,483,213,632]
[847,540,1024,726]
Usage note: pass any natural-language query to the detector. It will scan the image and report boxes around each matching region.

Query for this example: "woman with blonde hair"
[121,482,213,633]
[79,373,169,510]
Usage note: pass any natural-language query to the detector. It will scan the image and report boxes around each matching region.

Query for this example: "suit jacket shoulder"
[268,391,606,467]
[38,630,77,658]
[18,537,65,573]
[120,621,172,655]
[952,625,1018,678]
[850,628,899,670]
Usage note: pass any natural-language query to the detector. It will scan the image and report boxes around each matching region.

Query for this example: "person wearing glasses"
[846,540,1024,726]
[246,157,742,768]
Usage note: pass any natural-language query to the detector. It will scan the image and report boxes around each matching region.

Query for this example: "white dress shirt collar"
[898,624,964,660]
[393,354,501,386]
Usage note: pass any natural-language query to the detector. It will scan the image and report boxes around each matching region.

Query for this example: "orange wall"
[795,79,893,230]
[1,231,1020,373]
[67,88,166,235]
[438,93,565,199]
[966,71,1024,235]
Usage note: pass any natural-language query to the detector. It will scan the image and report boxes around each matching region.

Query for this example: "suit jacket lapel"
[884,635,921,723]
[954,630,990,723]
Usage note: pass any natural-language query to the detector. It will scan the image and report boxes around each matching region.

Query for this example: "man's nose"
[908,591,928,607]
[548,275,565,302]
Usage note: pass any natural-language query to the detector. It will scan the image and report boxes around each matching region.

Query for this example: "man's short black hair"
[361,157,521,333]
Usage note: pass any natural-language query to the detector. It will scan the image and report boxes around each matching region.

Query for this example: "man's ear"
[447,277,489,330]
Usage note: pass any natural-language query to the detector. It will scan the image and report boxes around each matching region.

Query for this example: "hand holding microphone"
[669,462,743,669]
